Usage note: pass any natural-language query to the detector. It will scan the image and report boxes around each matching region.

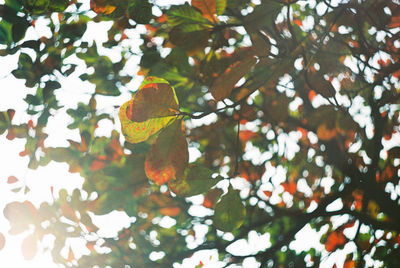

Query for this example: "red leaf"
[129,83,179,122]
[89,159,106,171]
[145,119,188,185]
[7,176,18,184]
[325,230,346,252]
[282,181,297,195]
[239,130,257,143]
[192,0,216,21]
[210,56,257,101]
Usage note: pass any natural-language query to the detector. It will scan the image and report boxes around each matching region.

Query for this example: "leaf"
[245,26,270,57]
[90,0,116,14]
[119,99,175,144]
[213,186,246,232]
[167,4,212,28]
[128,0,152,24]
[192,0,216,21]
[215,0,226,15]
[7,176,18,184]
[168,164,219,197]
[21,234,37,260]
[0,21,12,45]
[210,56,257,101]
[145,119,189,185]
[203,188,223,208]
[325,230,346,252]
[0,232,5,251]
[129,82,179,122]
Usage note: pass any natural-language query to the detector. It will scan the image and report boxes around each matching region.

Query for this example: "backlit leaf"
[210,56,257,101]
[213,186,246,232]
[0,232,5,251]
[21,234,37,260]
[168,164,219,197]
[145,119,188,185]
[215,0,226,14]
[90,0,116,14]
[119,100,175,144]
[192,0,216,21]
[129,82,179,122]
[167,4,212,28]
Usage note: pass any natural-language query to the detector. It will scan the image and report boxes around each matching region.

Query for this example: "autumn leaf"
[7,176,18,184]
[325,230,346,252]
[90,0,116,15]
[203,188,223,208]
[129,82,179,122]
[192,0,216,22]
[0,232,5,251]
[168,164,220,197]
[213,186,246,232]
[21,234,37,260]
[210,56,257,101]
[145,119,189,185]
[119,77,179,143]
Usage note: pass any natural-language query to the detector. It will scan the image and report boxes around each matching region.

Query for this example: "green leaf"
[145,119,188,185]
[12,21,30,42]
[128,0,152,24]
[0,21,12,45]
[210,56,257,101]
[215,0,226,15]
[167,4,212,29]
[119,99,175,144]
[213,186,246,232]
[168,164,219,197]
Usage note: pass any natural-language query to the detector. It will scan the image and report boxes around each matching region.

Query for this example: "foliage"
[1,0,400,266]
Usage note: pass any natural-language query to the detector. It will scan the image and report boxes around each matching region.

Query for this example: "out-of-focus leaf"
[7,176,18,184]
[167,4,212,28]
[145,119,188,185]
[0,21,12,44]
[210,56,257,101]
[192,0,216,21]
[128,0,152,24]
[215,0,226,14]
[21,234,37,260]
[169,164,219,196]
[0,232,5,251]
[169,27,210,55]
[90,0,116,14]
[213,186,246,232]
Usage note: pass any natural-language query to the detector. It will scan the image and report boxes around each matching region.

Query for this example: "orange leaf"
[90,0,116,14]
[317,124,337,140]
[282,181,297,195]
[192,0,216,21]
[325,230,346,252]
[210,56,257,101]
[203,188,223,208]
[7,176,18,184]
[89,159,106,171]
[159,206,181,216]
[0,232,5,251]
[145,119,188,185]
[21,234,37,260]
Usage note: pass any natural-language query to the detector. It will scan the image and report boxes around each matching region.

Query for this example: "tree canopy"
[0,0,399,267]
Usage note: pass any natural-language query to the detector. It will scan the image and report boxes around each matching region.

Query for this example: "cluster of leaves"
[1,0,400,267]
